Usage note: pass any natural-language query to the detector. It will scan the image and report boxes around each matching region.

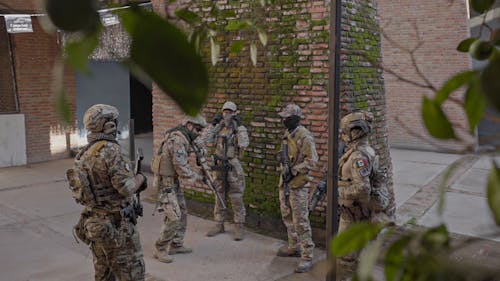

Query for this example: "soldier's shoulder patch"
[355,158,368,168]
[125,163,131,172]
[359,167,370,177]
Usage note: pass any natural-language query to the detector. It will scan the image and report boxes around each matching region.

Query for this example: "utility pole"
[326,0,342,280]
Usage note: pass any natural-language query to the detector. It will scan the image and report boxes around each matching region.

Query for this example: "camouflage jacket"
[280,126,318,189]
[152,129,199,181]
[338,141,376,204]
[202,121,249,159]
[76,140,136,211]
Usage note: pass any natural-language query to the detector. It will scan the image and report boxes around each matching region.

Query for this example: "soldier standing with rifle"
[203,101,249,241]
[277,104,318,273]
[150,115,208,263]
[66,104,147,281]
[337,110,395,263]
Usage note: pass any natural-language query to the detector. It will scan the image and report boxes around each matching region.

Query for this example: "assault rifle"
[134,148,145,218]
[213,136,231,202]
[281,140,292,206]
[192,142,227,209]
[309,177,327,212]
[121,148,145,225]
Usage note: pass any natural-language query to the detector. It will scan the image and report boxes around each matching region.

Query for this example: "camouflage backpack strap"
[338,146,355,179]
[87,140,110,186]
[91,140,108,157]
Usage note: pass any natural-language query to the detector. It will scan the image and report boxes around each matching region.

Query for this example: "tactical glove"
[232,114,243,126]
[212,114,223,126]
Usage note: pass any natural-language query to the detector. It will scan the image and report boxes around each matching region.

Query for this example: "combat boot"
[276,245,301,257]
[206,223,224,237]
[233,223,244,241]
[168,245,193,255]
[295,260,313,273]
[153,248,173,263]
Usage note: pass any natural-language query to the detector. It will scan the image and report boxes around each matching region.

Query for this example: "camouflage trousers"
[338,203,371,263]
[213,160,246,224]
[86,215,145,281]
[155,180,187,250]
[279,185,314,261]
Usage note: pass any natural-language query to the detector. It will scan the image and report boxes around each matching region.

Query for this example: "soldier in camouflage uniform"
[204,101,249,241]
[68,104,147,281]
[276,104,318,273]
[338,110,395,263]
[151,115,208,263]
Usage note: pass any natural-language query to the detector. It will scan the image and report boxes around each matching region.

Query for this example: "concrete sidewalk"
[0,159,325,281]
[1,148,499,280]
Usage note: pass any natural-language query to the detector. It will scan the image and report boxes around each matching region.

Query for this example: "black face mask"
[283,115,301,132]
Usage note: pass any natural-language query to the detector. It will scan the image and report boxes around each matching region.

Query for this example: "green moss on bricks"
[184,189,215,204]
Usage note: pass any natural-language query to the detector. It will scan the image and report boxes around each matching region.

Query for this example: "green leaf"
[421,224,450,250]
[385,236,411,281]
[257,28,268,46]
[225,20,250,31]
[64,32,99,73]
[175,8,201,24]
[421,96,456,139]
[464,78,487,133]
[480,58,500,111]
[250,42,257,66]
[210,37,220,66]
[357,239,382,281]
[230,41,244,53]
[189,28,207,53]
[437,162,460,216]
[46,0,100,33]
[434,71,476,105]
[120,8,208,116]
[487,161,500,225]
[330,223,383,257]
[456,38,477,52]
[469,0,495,13]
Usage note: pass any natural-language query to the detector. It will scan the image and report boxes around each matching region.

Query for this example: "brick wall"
[151,0,391,232]
[378,0,471,151]
[0,1,35,12]
[11,18,77,163]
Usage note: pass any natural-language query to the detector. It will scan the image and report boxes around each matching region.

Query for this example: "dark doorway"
[130,75,152,134]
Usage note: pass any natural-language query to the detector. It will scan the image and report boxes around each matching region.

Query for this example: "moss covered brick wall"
[151,0,392,241]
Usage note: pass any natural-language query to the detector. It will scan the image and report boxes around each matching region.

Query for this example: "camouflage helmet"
[183,114,208,128]
[83,104,119,133]
[278,104,302,118]
[222,101,237,112]
[340,110,374,137]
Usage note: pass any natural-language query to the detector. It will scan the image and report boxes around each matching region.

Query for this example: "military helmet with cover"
[183,114,208,128]
[278,104,302,118]
[340,110,374,139]
[222,101,237,112]
[83,104,119,133]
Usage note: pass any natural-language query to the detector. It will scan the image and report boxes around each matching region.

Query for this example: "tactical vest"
[214,125,239,159]
[338,143,390,211]
[67,141,127,211]
[151,130,187,177]
[284,126,312,188]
